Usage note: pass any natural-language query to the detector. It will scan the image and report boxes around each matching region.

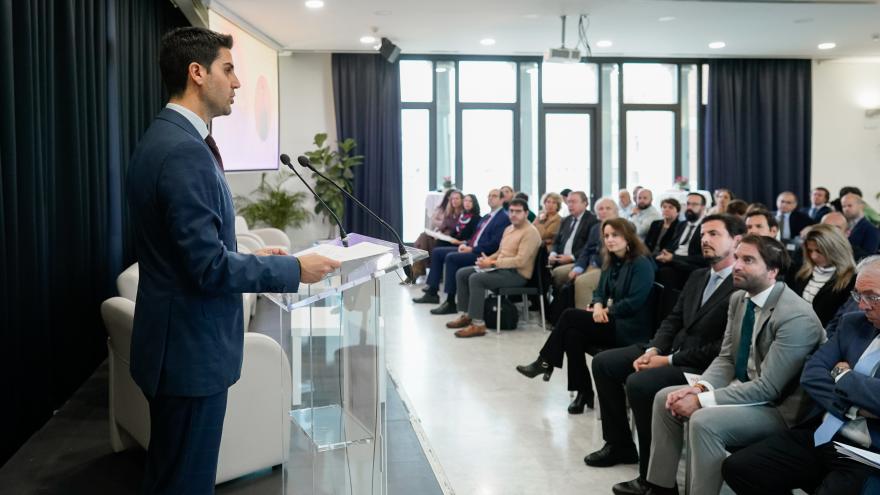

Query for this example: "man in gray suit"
[630,234,825,495]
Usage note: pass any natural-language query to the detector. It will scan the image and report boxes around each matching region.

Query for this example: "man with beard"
[589,214,743,489]
[629,188,662,240]
[619,235,824,495]
[654,192,708,290]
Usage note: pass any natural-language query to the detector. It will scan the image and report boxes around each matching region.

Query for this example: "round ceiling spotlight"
[708,41,726,49]
[480,38,496,46]
[360,36,376,44]
[817,42,836,50]
[658,16,676,22]
[305,0,324,9]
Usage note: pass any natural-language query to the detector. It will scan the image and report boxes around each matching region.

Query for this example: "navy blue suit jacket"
[800,205,831,224]
[801,312,880,448]
[127,108,301,398]
[849,217,880,255]
[470,209,510,256]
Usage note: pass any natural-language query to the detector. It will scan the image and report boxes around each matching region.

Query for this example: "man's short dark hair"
[508,198,529,212]
[814,187,830,203]
[739,234,790,273]
[560,188,572,197]
[726,199,748,216]
[745,209,779,230]
[687,192,706,206]
[701,214,746,237]
[660,198,681,212]
[514,192,529,202]
[840,186,863,198]
[160,27,233,97]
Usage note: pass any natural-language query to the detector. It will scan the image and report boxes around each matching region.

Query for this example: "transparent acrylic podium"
[261,233,426,495]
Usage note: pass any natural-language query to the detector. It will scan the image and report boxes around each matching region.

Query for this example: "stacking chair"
[489,246,550,333]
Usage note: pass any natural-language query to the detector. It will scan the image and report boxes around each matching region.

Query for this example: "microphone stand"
[279,154,348,247]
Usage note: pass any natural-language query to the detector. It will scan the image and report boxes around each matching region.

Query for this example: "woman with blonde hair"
[791,223,856,325]
[534,192,563,252]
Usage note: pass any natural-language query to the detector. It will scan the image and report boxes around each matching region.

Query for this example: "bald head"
[821,211,848,235]
[636,189,654,209]
[776,191,797,214]
[841,193,865,222]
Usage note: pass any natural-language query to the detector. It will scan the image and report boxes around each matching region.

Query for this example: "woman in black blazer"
[790,224,856,326]
[516,218,656,413]
[644,198,681,254]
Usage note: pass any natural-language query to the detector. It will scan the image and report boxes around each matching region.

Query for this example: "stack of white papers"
[424,229,456,243]
[834,442,880,470]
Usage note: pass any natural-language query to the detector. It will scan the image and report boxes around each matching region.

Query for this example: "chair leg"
[496,294,501,334]
[539,294,546,332]
[521,295,529,323]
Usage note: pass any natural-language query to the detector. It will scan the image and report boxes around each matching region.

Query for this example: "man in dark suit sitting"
[775,191,815,243]
[127,28,339,494]
[842,193,880,256]
[723,255,880,495]
[587,214,744,483]
[548,191,597,290]
[654,192,708,290]
[801,187,833,224]
[413,188,510,313]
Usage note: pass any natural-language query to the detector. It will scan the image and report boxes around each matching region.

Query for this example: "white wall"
[811,59,880,208]
[225,52,338,248]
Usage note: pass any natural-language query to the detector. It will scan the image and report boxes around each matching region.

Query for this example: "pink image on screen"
[254,75,272,141]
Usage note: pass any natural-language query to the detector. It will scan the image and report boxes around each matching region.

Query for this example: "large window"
[399,57,707,241]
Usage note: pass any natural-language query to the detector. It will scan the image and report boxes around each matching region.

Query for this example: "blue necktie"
[735,300,757,382]
[701,273,722,306]
[814,344,880,446]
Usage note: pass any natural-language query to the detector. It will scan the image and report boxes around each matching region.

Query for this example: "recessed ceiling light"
[305,0,324,9]
[360,35,376,44]
[480,38,496,46]
[708,41,726,49]
[596,40,613,48]
[435,67,448,73]
[658,16,676,22]
[818,42,836,50]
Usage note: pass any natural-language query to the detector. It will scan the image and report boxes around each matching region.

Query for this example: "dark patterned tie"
[735,299,757,382]
[204,134,224,170]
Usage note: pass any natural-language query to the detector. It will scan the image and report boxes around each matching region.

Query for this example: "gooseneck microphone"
[280,154,349,247]
[296,155,414,282]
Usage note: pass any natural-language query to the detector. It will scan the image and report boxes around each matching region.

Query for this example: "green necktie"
[735,299,757,382]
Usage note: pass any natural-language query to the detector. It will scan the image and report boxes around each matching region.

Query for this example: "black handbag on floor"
[484,295,519,330]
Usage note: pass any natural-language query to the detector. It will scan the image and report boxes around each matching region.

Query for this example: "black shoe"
[612,478,677,495]
[429,300,457,315]
[567,391,595,414]
[413,292,439,304]
[421,286,431,293]
[400,276,414,285]
[585,443,639,467]
[515,359,552,380]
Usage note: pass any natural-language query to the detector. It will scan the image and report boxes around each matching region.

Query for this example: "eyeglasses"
[851,291,880,306]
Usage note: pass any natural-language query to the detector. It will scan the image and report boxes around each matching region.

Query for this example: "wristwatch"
[830,365,849,380]
[694,383,709,393]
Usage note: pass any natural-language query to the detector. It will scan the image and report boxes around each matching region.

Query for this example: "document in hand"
[834,442,880,471]
[424,229,456,243]
[295,241,394,280]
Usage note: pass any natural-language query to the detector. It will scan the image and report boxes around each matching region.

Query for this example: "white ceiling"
[209,0,880,59]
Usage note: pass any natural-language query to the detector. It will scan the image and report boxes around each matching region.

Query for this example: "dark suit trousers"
[592,345,695,479]
[426,246,458,290]
[722,425,875,495]
[142,390,228,495]
[539,308,617,392]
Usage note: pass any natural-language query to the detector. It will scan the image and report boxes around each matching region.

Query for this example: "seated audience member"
[628,188,662,240]
[558,188,572,217]
[533,192,563,252]
[548,191,597,289]
[725,199,748,219]
[644,198,681,254]
[587,214,744,483]
[411,189,462,280]
[775,191,815,242]
[567,198,620,309]
[707,188,733,215]
[791,224,857,326]
[500,185,514,210]
[435,193,481,248]
[802,186,833,223]
[746,202,770,214]
[832,186,880,226]
[619,189,635,219]
[745,209,780,238]
[516,219,655,413]
[842,193,880,255]
[614,235,824,495]
[654,192,708,290]
[446,199,542,338]
[413,189,509,309]
[722,255,880,495]
[823,211,870,261]
[514,191,537,222]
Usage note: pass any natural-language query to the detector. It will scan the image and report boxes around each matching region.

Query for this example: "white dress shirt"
[166,103,209,139]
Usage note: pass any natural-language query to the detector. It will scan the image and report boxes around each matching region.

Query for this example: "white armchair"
[234,215,291,251]
[101,296,291,484]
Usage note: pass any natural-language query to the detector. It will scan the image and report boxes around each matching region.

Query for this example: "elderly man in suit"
[723,255,880,494]
[776,191,815,242]
[548,191,597,290]
[589,215,744,486]
[654,192,709,290]
[617,234,824,495]
[127,28,338,494]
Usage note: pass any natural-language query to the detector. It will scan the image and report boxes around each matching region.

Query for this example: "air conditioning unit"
[544,47,582,64]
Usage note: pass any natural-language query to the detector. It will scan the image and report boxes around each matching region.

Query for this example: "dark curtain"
[703,59,812,206]
[331,53,403,240]
[0,0,185,464]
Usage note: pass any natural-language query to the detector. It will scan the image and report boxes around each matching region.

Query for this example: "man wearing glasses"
[723,255,880,495]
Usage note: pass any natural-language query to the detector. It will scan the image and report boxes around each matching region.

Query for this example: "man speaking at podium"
[127,27,338,494]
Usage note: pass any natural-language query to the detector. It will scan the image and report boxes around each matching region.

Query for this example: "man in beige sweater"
[447,198,542,338]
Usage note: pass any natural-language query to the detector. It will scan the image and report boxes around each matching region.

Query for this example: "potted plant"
[303,133,363,238]
[234,171,311,231]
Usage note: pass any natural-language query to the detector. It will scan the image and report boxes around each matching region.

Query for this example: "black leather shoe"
[585,443,639,467]
[567,391,595,414]
[612,478,678,495]
[413,293,440,304]
[429,300,457,315]
[515,359,552,379]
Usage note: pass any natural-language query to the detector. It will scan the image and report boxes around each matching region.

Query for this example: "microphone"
[280,153,349,247]
[296,155,414,282]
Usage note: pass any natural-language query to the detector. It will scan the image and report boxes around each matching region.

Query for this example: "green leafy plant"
[234,171,311,231]
[303,133,363,232]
